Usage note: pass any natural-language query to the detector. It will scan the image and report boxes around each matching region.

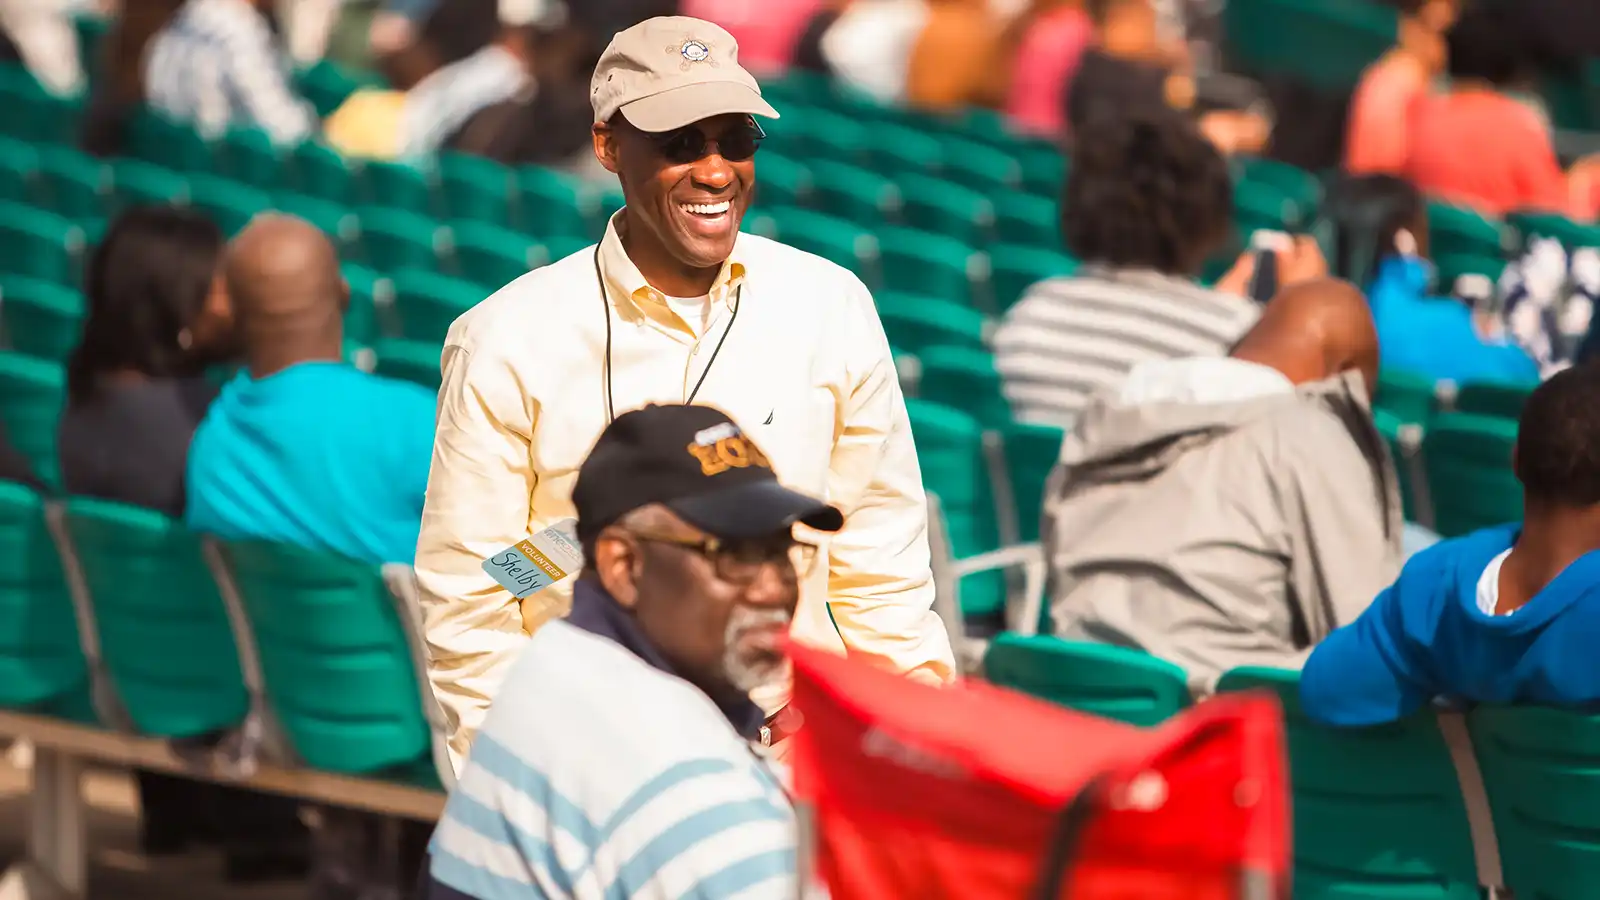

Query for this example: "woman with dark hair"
[57,206,309,881]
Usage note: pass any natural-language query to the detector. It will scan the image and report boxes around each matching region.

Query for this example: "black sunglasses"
[646,119,767,164]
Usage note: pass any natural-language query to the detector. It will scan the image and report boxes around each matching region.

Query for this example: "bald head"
[1230,277,1379,393]
[225,214,347,376]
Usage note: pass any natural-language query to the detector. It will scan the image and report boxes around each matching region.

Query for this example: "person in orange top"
[1344,0,1457,176]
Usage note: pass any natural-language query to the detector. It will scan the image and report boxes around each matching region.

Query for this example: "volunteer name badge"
[483,518,582,598]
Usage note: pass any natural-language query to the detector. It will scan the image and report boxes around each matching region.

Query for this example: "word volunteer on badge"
[483,518,583,599]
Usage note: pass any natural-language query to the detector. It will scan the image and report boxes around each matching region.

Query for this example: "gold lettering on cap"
[686,436,772,477]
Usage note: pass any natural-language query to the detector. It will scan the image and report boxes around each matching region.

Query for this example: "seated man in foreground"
[1041,278,1404,691]
[424,404,840,899]
[1302,362,1600,726]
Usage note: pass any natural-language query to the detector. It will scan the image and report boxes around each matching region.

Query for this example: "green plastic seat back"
[1002,421,1064,543]
[875,226,979,307]
[1454,380,1532,421]
[0,481,93,722]
[221,540,426,774]
[894,173,995,247]
[1505,211,1600,250]
[1018,141,1068,198]
[287,140,356,205]
[917,345,1008,429]
[272,190,360,255]
[295,60,382,118]
[109,158,191,213]
[587,185,625,239]
[905,398,1003,617]
[341,262,391,346]
[1235,180,1299,234]
[939,136,1021,194]
[62,498,247,737]
[1375,368,1439,425]
[1423,412,1521,538]
[993,191,1059,250]
[0,66,84,145]
[357,206,444,272]
[774,107,869,164]
[361,159,436,213]
[757,206,878,276]
[0,203,84,288]
[1224,0,1396,92]
[449,221,538,291]
[31,149,110,221]
[536,235,592,266]
[804,159,900,227]
[1373,408,1420,522]
[516,166,589,240]
[1215,667,1480,899]
[1235,156,1323,222]
[216,126,283,189]
[1470,706,1600,900]
[986,634,1189,726]
[876,293,988,356]
[1428,201,1511,260]
[371,338,442,390]
[127,108,212,173]
[438,153,515,226]
[863,123,943,176]
[752,152,812,210]
[392,268,482,344]
[0,275,83,362]
[988,244,1077,313]
[187,174,270,236]
[0,350,65,487]
[1434,252,1506,294]
[0,136,38,203]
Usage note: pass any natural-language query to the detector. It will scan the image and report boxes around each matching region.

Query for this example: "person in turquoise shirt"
[186,214,438,566]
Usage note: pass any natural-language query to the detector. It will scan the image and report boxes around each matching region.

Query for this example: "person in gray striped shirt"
[423,404,841,900]
[993,110,1325,428]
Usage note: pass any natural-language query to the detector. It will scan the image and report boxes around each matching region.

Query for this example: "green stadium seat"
[0,136,37,203]
[1454,380,1532,420]
[126,108,211,173]
[341,262,391,346]
[1017,140,1067,198]
[295,60,384,119]
[752,152,812,210]
[1001,421,1063,543]
[1374,408,1425,525]
[0,276,82,362]
[874,226,981,307]
[905,398,1004,619]
[895,173,995,246]
[0,66,83,146]
[536,235,592,266]
[1506,210,1600,250]
[187,174,271,236]
[863,123,943,176]
[1423,412,1521,538]
[776,107,869,164]
[917,345,1008,429]
[1234,180,1299,235]
[752,206,878,276]
[361,158,436,213]
[0,202,86,287]
[391,268,482,345]
[986,634,1189,726]
[1428,201,1511,260]
[437,153,515,226]
[62,499,247,737]
[804,159,900,226]
[356,206,446,272]
[516,166,590,241]
[876,293,988,355]
[0,351,65,488]
[31,149,110,221]
[938,136,1022,193]
[74,15,110,81]
[1223,0,1396,93]
[215,126,283,189]
[287,140,357,206]
[1434,252,1507,294]
[1471,706,1600,900]
[272,191,360,254]
[1234,156,1323,222]
[758,71,835,108]
[215,540,435,779]
[0,481,92,721]
[109,158,190,213]
[988,244,1077,314]
[1215,667,1480,900]
[1375,368,1439,425]
[449,221,538,291]
[994,191,1059,250]
[371,337,443,390]
[951,106,1017,149]
[588,185,625,239]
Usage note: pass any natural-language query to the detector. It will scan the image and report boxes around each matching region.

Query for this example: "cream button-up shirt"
[417,214,956,766]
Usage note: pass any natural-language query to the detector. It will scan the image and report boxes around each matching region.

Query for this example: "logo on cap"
[686,422,771,477]
[671,38,718,71]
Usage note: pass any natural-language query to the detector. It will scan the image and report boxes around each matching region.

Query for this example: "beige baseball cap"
[590,16,779,133]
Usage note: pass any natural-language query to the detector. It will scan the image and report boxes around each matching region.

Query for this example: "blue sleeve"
[1300,582,1433,727]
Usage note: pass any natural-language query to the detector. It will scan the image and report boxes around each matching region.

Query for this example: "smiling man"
[416,15,954,770]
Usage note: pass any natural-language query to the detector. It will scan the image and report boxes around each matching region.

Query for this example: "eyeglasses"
[646,119,767,164]
[629,529,818,583]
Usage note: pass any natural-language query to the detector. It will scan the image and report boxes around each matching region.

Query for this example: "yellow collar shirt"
[417,214,957,765]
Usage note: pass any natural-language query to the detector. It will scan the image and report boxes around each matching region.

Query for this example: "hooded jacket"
[1041,360,1405,692]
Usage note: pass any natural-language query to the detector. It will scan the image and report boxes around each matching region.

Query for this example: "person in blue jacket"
[1301,361,1600,726]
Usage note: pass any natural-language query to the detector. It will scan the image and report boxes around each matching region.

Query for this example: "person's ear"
[593,528,642,608]
[593,122,621,175]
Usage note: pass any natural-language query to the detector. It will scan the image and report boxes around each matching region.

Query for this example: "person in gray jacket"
[1040,277,1404,692]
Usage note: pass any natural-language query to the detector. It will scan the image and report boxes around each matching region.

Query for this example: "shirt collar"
[597,210,748,329]
[567,577,767,740]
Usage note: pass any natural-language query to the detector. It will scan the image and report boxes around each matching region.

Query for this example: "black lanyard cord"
[594,246,742,425]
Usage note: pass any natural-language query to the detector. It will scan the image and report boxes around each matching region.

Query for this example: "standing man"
[417,15,955,767]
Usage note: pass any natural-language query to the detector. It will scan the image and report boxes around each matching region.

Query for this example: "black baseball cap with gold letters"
[572,405,843,546]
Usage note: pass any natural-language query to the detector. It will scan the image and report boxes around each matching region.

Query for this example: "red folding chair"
[787,644,1289,900]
